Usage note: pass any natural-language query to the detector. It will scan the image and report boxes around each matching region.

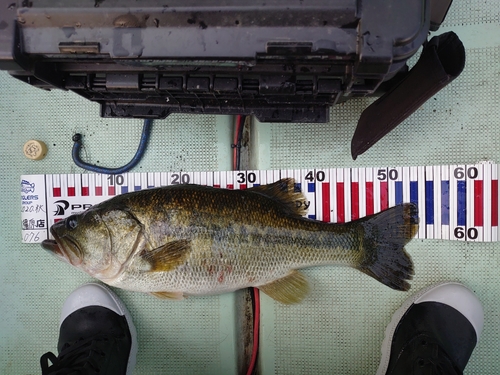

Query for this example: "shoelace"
[389,334,464,375]
[412,338,464,375]
[417,356,463,375]
[40,336,112,375]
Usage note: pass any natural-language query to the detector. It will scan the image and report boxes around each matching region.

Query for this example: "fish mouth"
[41,239,63,256]
[42,230,82,266]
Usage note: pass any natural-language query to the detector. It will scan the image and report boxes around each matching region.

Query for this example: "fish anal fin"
[150,291,185,300]
[141,239,191,272]
[248,178,308,217]
[258,270,310,304]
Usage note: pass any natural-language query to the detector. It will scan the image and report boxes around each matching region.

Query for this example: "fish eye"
[65,215,78,230]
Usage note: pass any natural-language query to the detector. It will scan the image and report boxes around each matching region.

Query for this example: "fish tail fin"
[356,203,419,291]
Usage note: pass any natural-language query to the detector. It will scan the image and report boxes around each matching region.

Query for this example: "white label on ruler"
[343,168,352,223]
[358,168,366,219]
[21,175,48,243]
[483,164,492,242]
[351,168,360,221]
[432,165,441,240]
[21,163,499,243]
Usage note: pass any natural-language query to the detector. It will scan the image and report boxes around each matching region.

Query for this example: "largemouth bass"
[42,179,418,304]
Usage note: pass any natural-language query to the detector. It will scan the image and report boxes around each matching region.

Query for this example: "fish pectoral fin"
[258,270,310,304]
[150,291,185,300]
[140,239,191,272]
[248,178,308,218]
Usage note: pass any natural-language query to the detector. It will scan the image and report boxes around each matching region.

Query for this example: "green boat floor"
[1,2,499,374]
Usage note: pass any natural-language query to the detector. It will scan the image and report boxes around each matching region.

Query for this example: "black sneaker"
[40,283,137,375]
[376,282,484,375]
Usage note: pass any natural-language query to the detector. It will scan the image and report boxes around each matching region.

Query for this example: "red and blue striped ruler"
[21,163,499,243]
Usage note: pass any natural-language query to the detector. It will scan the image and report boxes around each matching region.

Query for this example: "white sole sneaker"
[376,282,484,375]
[59,283,138,375]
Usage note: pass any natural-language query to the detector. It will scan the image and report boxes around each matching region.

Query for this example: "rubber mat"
[0,1,499,374]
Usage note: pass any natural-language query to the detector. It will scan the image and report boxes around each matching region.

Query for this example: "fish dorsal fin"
[150,291,185,300]
[258,270,310,304]
[141,239,191,272]
[248,178,308,217]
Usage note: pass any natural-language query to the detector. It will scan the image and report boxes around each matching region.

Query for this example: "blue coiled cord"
[72,119,153,175]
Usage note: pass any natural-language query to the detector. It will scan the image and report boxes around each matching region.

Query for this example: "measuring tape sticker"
[20,163,499,244]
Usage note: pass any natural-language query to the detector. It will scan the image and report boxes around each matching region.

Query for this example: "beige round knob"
[23,140,48,160]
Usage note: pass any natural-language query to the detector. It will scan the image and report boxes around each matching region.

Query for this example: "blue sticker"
[457,180,466,226]
[410,181,418,205]
[395,181,403,205]
[425,181,434,225]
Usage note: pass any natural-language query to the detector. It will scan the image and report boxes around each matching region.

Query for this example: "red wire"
[246,288,260,375]
[233,114,259,375]
[233,115,242,170]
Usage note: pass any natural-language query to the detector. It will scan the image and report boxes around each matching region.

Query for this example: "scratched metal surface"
[0,1,499,374]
